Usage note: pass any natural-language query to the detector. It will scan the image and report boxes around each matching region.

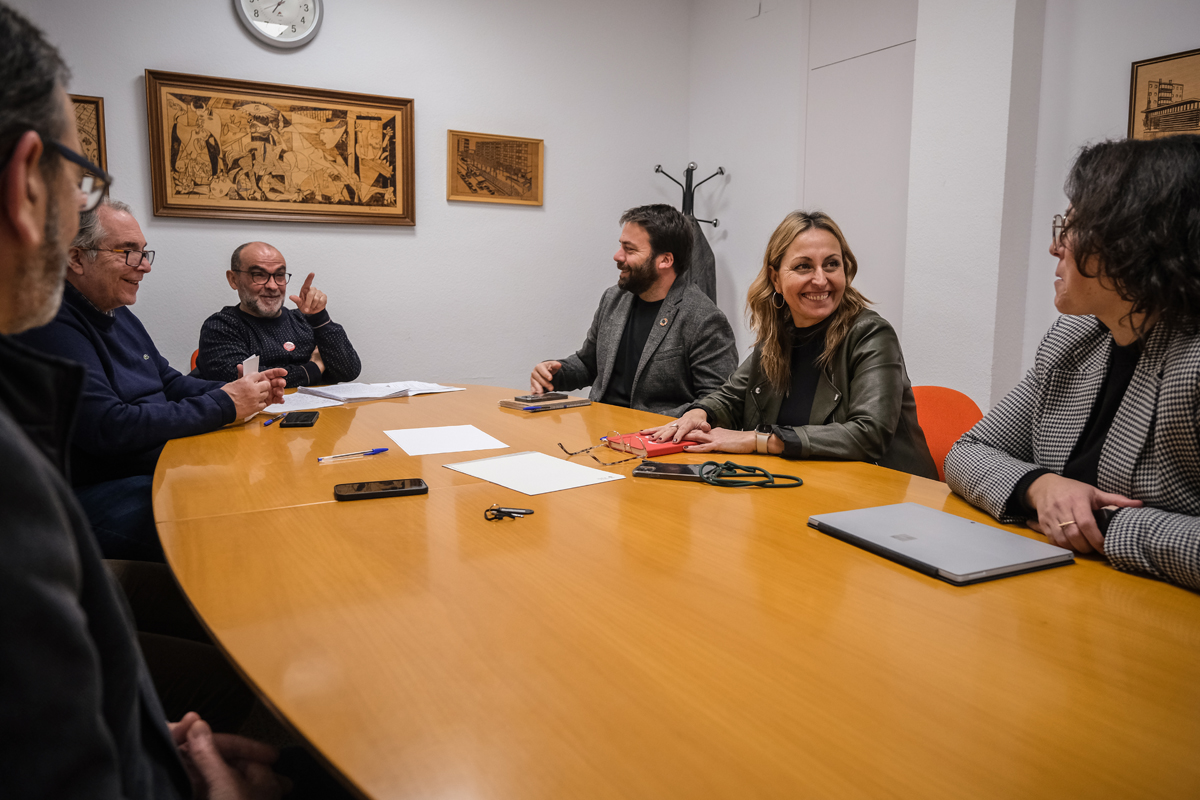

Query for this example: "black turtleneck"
[776,316,832,427]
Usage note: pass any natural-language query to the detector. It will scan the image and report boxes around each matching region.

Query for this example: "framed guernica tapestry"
[145,70,415,225]
[447,130,543,206]
[69,94,107,173]
[1128,46,1200,141]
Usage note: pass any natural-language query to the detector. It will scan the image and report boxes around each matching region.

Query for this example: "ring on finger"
[1057,519,1075,528]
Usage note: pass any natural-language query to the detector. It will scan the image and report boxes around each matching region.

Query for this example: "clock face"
[236,0,322,48]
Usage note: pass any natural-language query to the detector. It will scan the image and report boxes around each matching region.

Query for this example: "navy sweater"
[196,305,360,389]
[16,284,236,487]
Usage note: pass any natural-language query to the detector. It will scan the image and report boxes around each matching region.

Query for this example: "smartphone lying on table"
[631,462,707,482]
[279,411,319,428]
[333,479,429,501]
[514,392,567,403]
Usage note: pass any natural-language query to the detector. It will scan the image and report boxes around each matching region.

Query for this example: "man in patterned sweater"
[196,241,361,388]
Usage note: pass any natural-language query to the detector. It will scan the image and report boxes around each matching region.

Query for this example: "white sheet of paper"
[443,451,624,496]
[384,425,508,456]
[263,393,344,415]
[241,354,259,375]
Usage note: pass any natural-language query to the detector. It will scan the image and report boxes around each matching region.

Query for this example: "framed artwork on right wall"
[1129,46,1200,140]
[447,130,543,206]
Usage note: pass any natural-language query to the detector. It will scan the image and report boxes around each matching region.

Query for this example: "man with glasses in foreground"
[196,241,361,387]
[0,4,299,797]
[17,199,288,562]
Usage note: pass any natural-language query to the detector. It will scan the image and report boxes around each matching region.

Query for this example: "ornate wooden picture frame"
[69,94,107,172]
[146,70,414,225]
[1128,46,1200,140]
[447,130,543,206]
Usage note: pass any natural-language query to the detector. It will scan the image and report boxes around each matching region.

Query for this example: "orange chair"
[190,349,199,371]
[911,386,984,482]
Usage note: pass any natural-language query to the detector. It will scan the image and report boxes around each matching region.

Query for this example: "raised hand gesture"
[288,272,327,315]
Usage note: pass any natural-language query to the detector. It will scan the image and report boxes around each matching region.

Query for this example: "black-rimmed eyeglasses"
[83,248,155,267]
[232,269,292,286]
[48,139,112,213]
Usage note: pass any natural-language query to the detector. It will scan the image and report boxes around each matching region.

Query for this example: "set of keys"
[484,504,535,521]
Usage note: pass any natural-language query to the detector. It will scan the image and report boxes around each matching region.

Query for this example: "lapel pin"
[659,317,669,327]
[284,342,295,351]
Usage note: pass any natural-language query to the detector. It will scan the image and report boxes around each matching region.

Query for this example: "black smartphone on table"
[279,411,319,428]
[334,479,429,501]
[514,392,567,403]
[632,462,707,482]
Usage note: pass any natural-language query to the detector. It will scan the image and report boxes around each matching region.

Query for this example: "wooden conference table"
[153,385,1200,800]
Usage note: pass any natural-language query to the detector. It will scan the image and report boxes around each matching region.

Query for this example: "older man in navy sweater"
[17,198,286,561]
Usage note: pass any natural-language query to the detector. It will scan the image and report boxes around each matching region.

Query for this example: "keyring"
[485,503,535,521]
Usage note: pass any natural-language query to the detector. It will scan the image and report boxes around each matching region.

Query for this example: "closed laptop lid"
[807,502,1074,584]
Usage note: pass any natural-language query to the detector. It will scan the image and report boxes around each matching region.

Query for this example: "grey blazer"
[945,314,1200,591]
[552,279,737,417]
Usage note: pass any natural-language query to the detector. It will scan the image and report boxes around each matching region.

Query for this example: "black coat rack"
[655,162,724,226]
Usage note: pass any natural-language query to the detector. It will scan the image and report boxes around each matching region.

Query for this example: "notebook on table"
[806,502,1074,585]
[603,432,692,458]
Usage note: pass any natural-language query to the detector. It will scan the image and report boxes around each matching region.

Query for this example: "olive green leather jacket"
[692,309,938,479]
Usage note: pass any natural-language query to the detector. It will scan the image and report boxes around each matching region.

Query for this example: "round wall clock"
[235,0,322,49]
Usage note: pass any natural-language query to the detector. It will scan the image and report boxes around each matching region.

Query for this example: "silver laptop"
[807,502,1074,585]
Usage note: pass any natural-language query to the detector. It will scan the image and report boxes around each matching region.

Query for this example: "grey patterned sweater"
[946,314,1200,591]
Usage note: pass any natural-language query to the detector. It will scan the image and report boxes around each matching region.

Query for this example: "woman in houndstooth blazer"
[946,135,1200,591]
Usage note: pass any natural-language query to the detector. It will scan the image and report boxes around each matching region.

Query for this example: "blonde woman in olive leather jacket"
[644,210,937,479]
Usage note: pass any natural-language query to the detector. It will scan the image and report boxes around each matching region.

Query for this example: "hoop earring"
[771,291,785,310]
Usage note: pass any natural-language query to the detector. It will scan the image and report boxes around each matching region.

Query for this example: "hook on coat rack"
[655,162,724,227]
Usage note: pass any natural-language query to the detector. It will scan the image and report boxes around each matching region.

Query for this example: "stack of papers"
[299,381,464,402]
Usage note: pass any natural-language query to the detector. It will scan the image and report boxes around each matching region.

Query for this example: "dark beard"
[618,252,658,296]
[13,188,69,332]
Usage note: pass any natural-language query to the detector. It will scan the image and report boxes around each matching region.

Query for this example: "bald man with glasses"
[195,241,361,388]
[16,198,287,562]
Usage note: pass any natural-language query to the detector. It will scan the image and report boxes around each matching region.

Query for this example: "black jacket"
[0,334,190,799]
[693,309,938,479]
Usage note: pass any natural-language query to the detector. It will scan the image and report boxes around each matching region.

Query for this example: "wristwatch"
[755,424,773,455]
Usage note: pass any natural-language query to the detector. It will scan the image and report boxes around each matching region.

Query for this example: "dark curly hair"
[1064,135,1200,334]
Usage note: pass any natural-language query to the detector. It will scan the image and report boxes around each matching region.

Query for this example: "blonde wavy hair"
[746,210,871,392]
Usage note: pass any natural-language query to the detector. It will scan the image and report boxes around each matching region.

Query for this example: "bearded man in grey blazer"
[530,204,737,417]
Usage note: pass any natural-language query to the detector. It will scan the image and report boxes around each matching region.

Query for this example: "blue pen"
[317,447,388,464]
[263,416,281,427]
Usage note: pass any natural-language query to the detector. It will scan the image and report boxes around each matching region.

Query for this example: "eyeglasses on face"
[1052,214,1069,248]
[232,269,292,286]
[47,139,112,213]
[84,248,154,267]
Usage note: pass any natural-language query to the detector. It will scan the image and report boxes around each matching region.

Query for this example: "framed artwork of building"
[145,70,415,225]
[1129,46,1200,140]
[447,130,543,206]
[69,94,107,173]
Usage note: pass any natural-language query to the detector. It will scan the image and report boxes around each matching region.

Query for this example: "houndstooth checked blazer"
[945,314,1200,591]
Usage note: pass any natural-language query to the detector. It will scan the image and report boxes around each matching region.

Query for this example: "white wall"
[902,0,1044,411]
[1022,0,1200,368]
[687,0,810,355]
[12,0,692,389]
[804,0,917,338]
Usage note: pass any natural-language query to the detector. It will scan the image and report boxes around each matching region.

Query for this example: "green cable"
[699,461,803,488]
